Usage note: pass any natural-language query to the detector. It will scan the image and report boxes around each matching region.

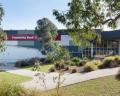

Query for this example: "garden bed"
[15,56,120,74]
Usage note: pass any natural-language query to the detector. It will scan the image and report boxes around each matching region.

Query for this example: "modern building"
[4,29,120,58]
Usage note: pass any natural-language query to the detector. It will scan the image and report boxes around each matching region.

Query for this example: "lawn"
[22,64,53,72]
[60,75,120,96]
[0,72,32,83]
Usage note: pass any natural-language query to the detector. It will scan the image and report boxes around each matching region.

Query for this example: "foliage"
[47,46,70,62]
[99,56,120,68]
[53,0,120,45]
[35,18,58,54]
[35,18,70,62]
[54,61,66,70]
[79,60,87,66]
[54,62,61,70]
[15,59,29,67]
[84,60,102,72]
[27,58,39,65]
[71,57,81,66]
[15,58,39,67]
[0,81,23,96]
[69,68,77,74]
[64,66,69,71]
[83,57,89,61]
[84,62,98,72]
[0,4,6,52]
[65,60,75,66]
[32,61,41,71]
[92,60,102,66]
[65,58,87,67]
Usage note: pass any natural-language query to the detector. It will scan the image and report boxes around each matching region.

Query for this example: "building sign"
[55,34,61,41]
[7,34,39,41]
[7,34,61,41]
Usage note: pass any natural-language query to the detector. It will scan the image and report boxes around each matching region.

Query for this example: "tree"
[47,45,70,62]
[35,18,58,54]
[35,18,70,61]
[0,4,6,52]
[53,0,120,45]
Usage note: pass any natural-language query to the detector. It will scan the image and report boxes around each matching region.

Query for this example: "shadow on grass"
[116,69,120,80]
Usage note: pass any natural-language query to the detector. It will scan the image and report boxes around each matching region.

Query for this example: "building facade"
[4,29,120,58]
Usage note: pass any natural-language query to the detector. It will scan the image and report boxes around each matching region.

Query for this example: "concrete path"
[4,66,120,91]
[23,67,120,91]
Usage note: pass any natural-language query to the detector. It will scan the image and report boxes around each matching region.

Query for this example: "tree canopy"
[35,18,58,54]
[35,18,70,61]
[53,0,120,45]
[0,4,6,51]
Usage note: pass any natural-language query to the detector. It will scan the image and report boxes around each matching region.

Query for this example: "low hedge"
[15,58,39,67]
[84,56,120,72]
[99,56,120,69]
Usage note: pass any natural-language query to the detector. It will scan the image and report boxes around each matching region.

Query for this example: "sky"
[0,0,120,30]
[0,0,68,30]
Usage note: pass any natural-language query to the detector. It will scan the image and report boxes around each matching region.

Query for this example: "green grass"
[0,72,32,83]
[61,75,120,96]
[22,64,54,72]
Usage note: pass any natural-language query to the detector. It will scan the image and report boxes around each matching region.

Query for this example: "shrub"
[15,59,29,67]
[49,67,55,72]
[78,60,87,67]
[54,61,66,70]
[72,57,81,66]
[65,60,75,66]
[15,58,40,67]
[44,58,54,64]
[39,58,46,63]
[27,58,39,65]
[54,62,61,70]
[60,64,65,69]
[84,60,101,72]
[114,56,120,64]
[64,66,69,71]
[83,57,89,60]
[92,60,102,66]
[32,61,41,71]
[69,68,77,74]
[99,56,119,69]
[84,62,98,72]
[0,81,23,96]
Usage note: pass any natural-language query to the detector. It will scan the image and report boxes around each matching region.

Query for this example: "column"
[118,41,120,55]
[91,43,94,58]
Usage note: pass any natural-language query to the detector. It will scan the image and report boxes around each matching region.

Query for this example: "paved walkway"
[4,66,120,91]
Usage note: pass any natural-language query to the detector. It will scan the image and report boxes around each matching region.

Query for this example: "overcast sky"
[0,0,68,30]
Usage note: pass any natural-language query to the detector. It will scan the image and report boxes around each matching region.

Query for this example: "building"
[4,29,120,58]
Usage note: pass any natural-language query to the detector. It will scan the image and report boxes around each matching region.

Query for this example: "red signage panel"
[7,34,38,41]
[7,34,61,41]
[55,34,61,41]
